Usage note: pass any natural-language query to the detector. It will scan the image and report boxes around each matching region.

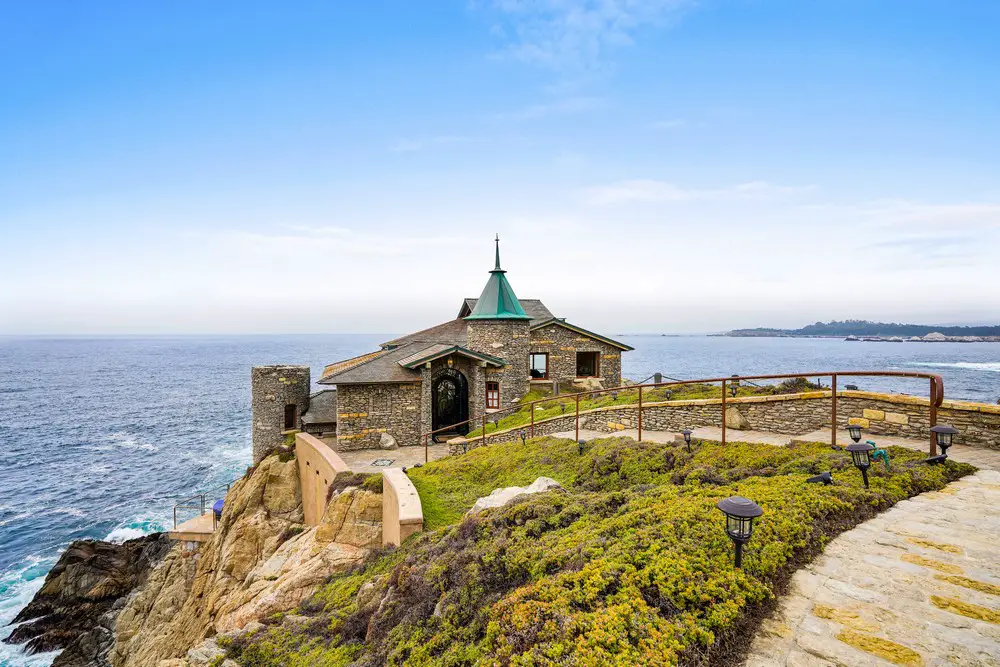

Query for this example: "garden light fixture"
[847,424,863,443]
[681,429,693,453]
[846,441,874,488]
[806,472,833,485]
[729,375,739,398]
[578,439,586,455]
[716,496,763,568]
[930,424,959,459]
[519,430,527,446]
[611,391,618,401]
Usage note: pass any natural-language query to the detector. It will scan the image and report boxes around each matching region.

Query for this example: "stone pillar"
[251,365,311,464]
[466,319,531,407]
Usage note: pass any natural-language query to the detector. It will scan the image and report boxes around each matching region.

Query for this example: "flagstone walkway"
[745,468,1000,666]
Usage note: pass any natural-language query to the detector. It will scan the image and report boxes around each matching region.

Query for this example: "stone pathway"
[333,443,450,473]
[745,468,1000,667]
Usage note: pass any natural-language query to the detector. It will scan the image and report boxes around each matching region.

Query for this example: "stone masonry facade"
[529,323,623,388]
[448,390,1000,455]
[336,383,422,451]
[467,319,531,409]
[251,365,311,463]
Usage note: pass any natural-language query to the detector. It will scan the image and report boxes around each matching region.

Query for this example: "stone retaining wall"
[449,391,1000,454]
[295,432,351,526]
[382,469,423,547]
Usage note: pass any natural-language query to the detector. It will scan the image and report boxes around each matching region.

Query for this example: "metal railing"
[172,481,234,531]
[420,371,946,461]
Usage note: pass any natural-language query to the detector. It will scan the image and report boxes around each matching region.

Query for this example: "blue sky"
[1,0,998,334]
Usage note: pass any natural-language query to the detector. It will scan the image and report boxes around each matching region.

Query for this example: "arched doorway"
[432,369,469,435]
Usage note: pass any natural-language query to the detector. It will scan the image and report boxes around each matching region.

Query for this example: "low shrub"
[230,437,973,667]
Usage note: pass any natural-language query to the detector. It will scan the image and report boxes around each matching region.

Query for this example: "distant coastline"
[718,320,1000,342]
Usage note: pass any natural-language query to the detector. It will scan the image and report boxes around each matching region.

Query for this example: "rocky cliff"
[9,452,382,667]
[3,533,172,666]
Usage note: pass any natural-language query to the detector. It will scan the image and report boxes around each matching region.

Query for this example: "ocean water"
[1,334,997,665]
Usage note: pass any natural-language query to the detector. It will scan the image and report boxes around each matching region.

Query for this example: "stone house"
[251,240,631,458]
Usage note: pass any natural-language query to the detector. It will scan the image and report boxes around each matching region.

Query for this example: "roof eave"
[530,318,634,351]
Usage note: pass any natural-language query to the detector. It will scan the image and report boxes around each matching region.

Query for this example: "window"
[485,381,500,409]
[576,352,600,378]
[529,352,549,379]
[283,403,298,430]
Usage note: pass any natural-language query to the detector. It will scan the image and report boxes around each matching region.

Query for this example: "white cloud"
[861,200,1000,229]
[583,179,815,205]
[492,95,607,120]
[650,118,685,130]
[481,0,693,71]
[389,135,481,152]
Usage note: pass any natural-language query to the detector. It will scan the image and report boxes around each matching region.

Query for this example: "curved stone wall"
[295,432,351,526]
[381,468,423,547]
[452,390,1000,453]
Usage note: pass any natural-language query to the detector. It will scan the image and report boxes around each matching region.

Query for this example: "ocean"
[1,334,998,666]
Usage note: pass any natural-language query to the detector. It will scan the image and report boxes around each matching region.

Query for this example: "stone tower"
[464,237,532,406]
[251,365,311,463]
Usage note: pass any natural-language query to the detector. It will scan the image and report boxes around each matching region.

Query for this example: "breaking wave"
[906,361,1000,373]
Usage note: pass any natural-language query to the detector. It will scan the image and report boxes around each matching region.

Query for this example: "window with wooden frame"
[576,351,600,378]
[485,381,500,409]
[529,352,549,379]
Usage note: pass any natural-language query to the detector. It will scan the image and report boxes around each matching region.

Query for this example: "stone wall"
[251,365,311,464]
[295,432,351,526]
[382,469,423,547]
[335,382,422,450]
[448,390,1000,454]
[529,322,623,388]
[466,319,531,407]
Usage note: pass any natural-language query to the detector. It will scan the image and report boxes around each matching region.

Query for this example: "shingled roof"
[318,344,422,384]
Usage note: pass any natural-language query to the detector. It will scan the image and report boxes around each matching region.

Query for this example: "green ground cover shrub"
[230,437,973,667]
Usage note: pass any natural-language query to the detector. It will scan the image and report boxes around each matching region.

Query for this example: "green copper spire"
[464,235,531,320]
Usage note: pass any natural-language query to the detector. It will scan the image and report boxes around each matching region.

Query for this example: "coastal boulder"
[467,476,564,514]
[379,432,398,450]
[725,407,750,430]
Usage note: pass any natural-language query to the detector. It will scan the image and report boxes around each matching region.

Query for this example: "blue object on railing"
[213,499,224,519]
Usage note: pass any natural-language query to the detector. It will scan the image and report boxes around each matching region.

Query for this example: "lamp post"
[930,424,958,459]
[846,442,874,488]
[716,496,763,568]
[681,429,693,453]
[847,424,863,443]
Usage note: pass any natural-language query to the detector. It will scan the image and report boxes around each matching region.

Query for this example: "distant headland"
[720,320,1000,342]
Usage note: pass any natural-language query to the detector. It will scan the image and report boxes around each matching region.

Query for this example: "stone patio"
[332,443,450,473]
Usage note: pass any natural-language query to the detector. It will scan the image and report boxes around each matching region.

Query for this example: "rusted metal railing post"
[530,403,535,438]
[425,434,429,463]
[482,413,487,449]
[721,379,727,446]
[831,373,838,449]
[638,386,643,442]
[929,377,938,456]
[575,393,580,442]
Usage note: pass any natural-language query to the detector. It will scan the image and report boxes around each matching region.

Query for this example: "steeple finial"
[494,234,501,271]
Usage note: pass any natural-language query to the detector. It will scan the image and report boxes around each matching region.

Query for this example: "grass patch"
[230,436,973,667]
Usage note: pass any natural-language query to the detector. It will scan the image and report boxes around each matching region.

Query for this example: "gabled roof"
[318,345,422,384]
[460,298,554,325]
[463,238,531,321]
[397,344,507,369]
[380,317,469,350]
[302,389,337,425]
[530,318,634,351]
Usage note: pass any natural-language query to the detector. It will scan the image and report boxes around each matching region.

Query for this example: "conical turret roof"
[464,236,531,320]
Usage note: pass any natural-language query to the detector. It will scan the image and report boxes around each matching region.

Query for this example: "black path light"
[681,429,693,453]
[716,496,764,568]
[847,424,863,443]
[730,374,740,398]
[930,424,959,459]
[519,429,527,446]
[806,471,833,485]
[578,438,586,455]
[846,441,875,488]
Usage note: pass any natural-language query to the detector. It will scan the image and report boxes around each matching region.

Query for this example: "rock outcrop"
[108,454,381,667]
[725,406,750,430]
[468,476,564,514]
[4,533,171,667]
